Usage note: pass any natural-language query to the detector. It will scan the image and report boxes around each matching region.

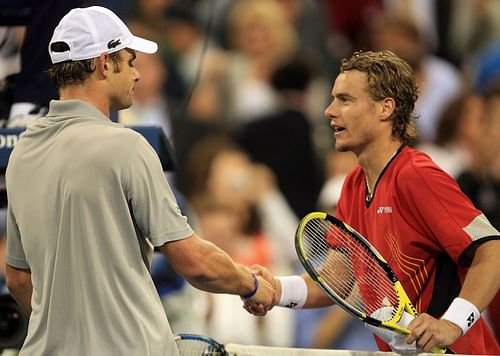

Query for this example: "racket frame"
[295,212,451,354]
[174,333,228,356]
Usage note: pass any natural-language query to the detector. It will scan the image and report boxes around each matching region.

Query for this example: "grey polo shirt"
[6,99,193,356]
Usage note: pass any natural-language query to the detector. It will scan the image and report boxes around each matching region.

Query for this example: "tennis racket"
[295,211,453,354]
[174,334,228,356]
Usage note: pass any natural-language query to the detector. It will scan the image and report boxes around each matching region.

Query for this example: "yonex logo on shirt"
[376,206,393,214]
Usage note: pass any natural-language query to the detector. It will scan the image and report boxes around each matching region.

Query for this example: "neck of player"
[59,84,111,118]
[358,139,402,193]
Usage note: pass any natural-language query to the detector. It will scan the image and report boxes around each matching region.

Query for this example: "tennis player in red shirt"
[247,50,500,354]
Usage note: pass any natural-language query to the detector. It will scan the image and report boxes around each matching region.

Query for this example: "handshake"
[242,265,309,316]
[240,265,309,316]
[240,264,283,316]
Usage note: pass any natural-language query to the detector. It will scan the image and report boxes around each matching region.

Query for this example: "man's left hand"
[406,313,462,352]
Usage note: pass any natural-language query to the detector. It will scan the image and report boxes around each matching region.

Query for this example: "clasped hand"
[241,264,280,316]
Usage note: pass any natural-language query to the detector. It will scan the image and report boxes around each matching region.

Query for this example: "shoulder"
[395,147,448,182]
[394,146,465,200]
[98,124,145,149]
[89,125,157,170]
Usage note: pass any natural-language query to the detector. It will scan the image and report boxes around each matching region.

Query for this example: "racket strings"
[302,219,399,320]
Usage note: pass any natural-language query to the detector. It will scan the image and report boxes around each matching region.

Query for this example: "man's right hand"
[242,264,280,316]
[251,264,281,305]
[244,273,275,316]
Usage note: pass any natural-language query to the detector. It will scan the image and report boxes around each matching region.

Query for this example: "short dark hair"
[48,46,124,90]
[340,50,419,144]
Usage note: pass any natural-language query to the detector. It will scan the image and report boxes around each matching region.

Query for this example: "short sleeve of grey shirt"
[125,135,193,246]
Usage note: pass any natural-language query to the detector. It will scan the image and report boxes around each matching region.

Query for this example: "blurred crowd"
[1,0,500,351]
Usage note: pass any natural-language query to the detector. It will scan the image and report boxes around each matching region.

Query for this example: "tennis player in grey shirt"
[5,6,273,356]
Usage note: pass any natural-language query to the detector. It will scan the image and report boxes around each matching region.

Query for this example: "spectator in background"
[192,188,293,347]
[471,40,500,95]
[180,134,298,268]
[275,0,334,77]
[457,82,500,344]
[0,26,24,120]
[457,84,500,245]
[237,55,323,219]
[163,6,215,88]
[126,0,187,101]
[125,0,173,45]
[447,0,500,69]
[274,0,336,125]
[382,0,439,52]
[125,4,228,197]
[161,4,228,155]
[418,92,485,179]
[366,15,462,143]
[319,0,382,54]
[198,0,298,127]
[177,134,296,345]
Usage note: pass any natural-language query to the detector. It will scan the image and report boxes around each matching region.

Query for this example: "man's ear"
[380,97,396,121]
[95,53,110,78]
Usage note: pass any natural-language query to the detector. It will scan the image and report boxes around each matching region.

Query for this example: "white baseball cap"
[48,6,158,64]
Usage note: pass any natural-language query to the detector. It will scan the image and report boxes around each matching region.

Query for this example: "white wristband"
[441,297,480,335]
[276,276,307,309]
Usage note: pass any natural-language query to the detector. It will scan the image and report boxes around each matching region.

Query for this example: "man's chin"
[112,102,132,113]
[335,144,349,153]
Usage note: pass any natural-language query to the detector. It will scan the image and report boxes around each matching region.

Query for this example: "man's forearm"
[185,238,255,296]
[302,273,335,308]
[10,285,32,316]
[162,235,256,296]
[6,265,33,316]
[459,240,500,311]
